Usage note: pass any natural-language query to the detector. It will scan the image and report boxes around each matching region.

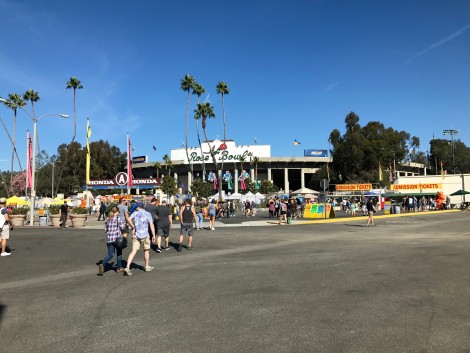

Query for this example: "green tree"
[154,162,161,179]
[216,81,230,192]
[180,74,195,174]
[66,77,83,143]
[162,154,172,176]
[192,82,207,179]
[23,89,40,118]
[259,180,278,195]
[194,102,220,199]
[160,175,178,202]
[190,179,213,199]
[3,93,26,185]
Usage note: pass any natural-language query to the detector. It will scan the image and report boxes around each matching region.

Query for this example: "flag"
[379,161,383,181]
[127,134,133,187]
[389,163,393,182]
[440,160,444,179]
[293,139,301,145]
[153,145,157,151]
[26,131,32,189]
[86,119,91,184]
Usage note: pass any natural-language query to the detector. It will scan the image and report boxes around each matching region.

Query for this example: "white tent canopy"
[227,192,242,200]
[291,187,320,194]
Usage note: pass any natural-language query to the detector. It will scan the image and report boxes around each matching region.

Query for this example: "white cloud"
[325,82,339,92]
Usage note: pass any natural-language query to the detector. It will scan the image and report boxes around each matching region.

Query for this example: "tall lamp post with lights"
[443,129,460,174]
[0,97,68,226]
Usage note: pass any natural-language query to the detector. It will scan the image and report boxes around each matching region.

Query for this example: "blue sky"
[1,0,469,172]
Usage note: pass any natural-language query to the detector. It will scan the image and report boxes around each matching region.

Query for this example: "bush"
[9,206,29,215]
[48,204,62,215]
[72,206,90,215]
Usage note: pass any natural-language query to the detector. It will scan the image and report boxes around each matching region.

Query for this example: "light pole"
[443,129,460,174]
[0,97,68,226]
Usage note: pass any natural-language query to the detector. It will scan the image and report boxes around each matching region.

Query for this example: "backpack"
[0,207,6,228]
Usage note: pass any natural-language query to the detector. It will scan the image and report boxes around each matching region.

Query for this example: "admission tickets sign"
[336,184,372,191]
[303,203,336,219]
[390,183,442,191]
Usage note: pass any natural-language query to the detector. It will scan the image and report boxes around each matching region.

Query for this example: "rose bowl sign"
[87,173,160,190]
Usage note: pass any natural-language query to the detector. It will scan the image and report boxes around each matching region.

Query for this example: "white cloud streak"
[407,23,470,63]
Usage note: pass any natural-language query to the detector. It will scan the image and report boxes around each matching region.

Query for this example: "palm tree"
[56,77,82,195]
[194,102,221,199]
[154,162,161,179]
[23,89,40,118]
[3,93,26,184]
[216,81,230,195]
[66,77,83,143]
[163,154,172,176]
[192,82,207,179]
[180,74,195,174]
[251,156,260,185]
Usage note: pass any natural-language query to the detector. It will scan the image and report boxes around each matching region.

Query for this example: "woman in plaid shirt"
[98,209,125,276]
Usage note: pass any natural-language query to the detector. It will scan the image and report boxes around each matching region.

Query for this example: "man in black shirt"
[59,201,68,228]
[156,199,173,251]
[178,199,196,251]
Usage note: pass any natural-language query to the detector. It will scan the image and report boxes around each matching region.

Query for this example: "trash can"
[394,205,401,214]
[39,216,48,227]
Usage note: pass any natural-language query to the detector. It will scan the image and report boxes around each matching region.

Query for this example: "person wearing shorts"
[156,199,173,251]
[0,197,13,257]
[208,199,217,230]
[123,203,156,276]
[178,199,197,252]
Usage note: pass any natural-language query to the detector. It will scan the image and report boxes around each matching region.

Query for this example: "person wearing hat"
[123,202,156,276]
[0,197,13,256]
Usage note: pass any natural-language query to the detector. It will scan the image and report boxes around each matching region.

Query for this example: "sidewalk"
[17,209,461,230]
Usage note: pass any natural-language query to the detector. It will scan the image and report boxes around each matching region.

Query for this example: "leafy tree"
[160,175,178,202]
[180,74,195,174]
[430,139,470,174]
[8,171,26,196]
[329,112,414,183]
[190,179,213,199]
[259,180,278,195]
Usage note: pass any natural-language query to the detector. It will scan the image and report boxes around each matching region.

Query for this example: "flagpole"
[127,133,132,195]
[25,130,29,197]
[85,119,91,196]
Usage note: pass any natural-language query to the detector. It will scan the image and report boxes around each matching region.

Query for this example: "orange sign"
[336,184,372,191]
[390,183,442,191]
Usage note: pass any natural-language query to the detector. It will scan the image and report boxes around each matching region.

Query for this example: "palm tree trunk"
[196,119,206,180]
[219,94,226,199]
[202,123,220,198]
[0,117,23,171]
[55,88,76,195]
[184,91,193,175]
[10,109,17,186]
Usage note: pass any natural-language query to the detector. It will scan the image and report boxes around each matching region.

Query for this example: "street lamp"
[0,97,69,226]
[443,129,460,174]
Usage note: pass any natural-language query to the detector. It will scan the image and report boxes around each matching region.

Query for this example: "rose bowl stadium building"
[130,140,331,194]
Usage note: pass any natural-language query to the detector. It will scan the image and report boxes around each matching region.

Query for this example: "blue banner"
[304,149,328,157]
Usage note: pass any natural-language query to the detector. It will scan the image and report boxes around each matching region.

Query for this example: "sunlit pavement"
[1,211,470,352]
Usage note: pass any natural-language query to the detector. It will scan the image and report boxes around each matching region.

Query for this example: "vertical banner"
[86,119,91,184]
[127,133,133,188]
[389,163,393,182]
[26,131,32,189]
[379,161,383,181]
[440,161,444,179]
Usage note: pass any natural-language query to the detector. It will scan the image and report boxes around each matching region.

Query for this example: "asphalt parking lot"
[1,211,470,353]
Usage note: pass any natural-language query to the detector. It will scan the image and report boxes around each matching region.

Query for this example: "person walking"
[144,197,160,251]
[117,197,133,236]
[279,199,288,225]
[97,202,106,221]
[194,199,204,229]
[98,209,126,275]
[366,198,376,227]
[59,201,68,228]
[178,199,197,251]
[156,199,173,251]
[123,203,156,276]
[0,197,13,257]
[208,199,217,230]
